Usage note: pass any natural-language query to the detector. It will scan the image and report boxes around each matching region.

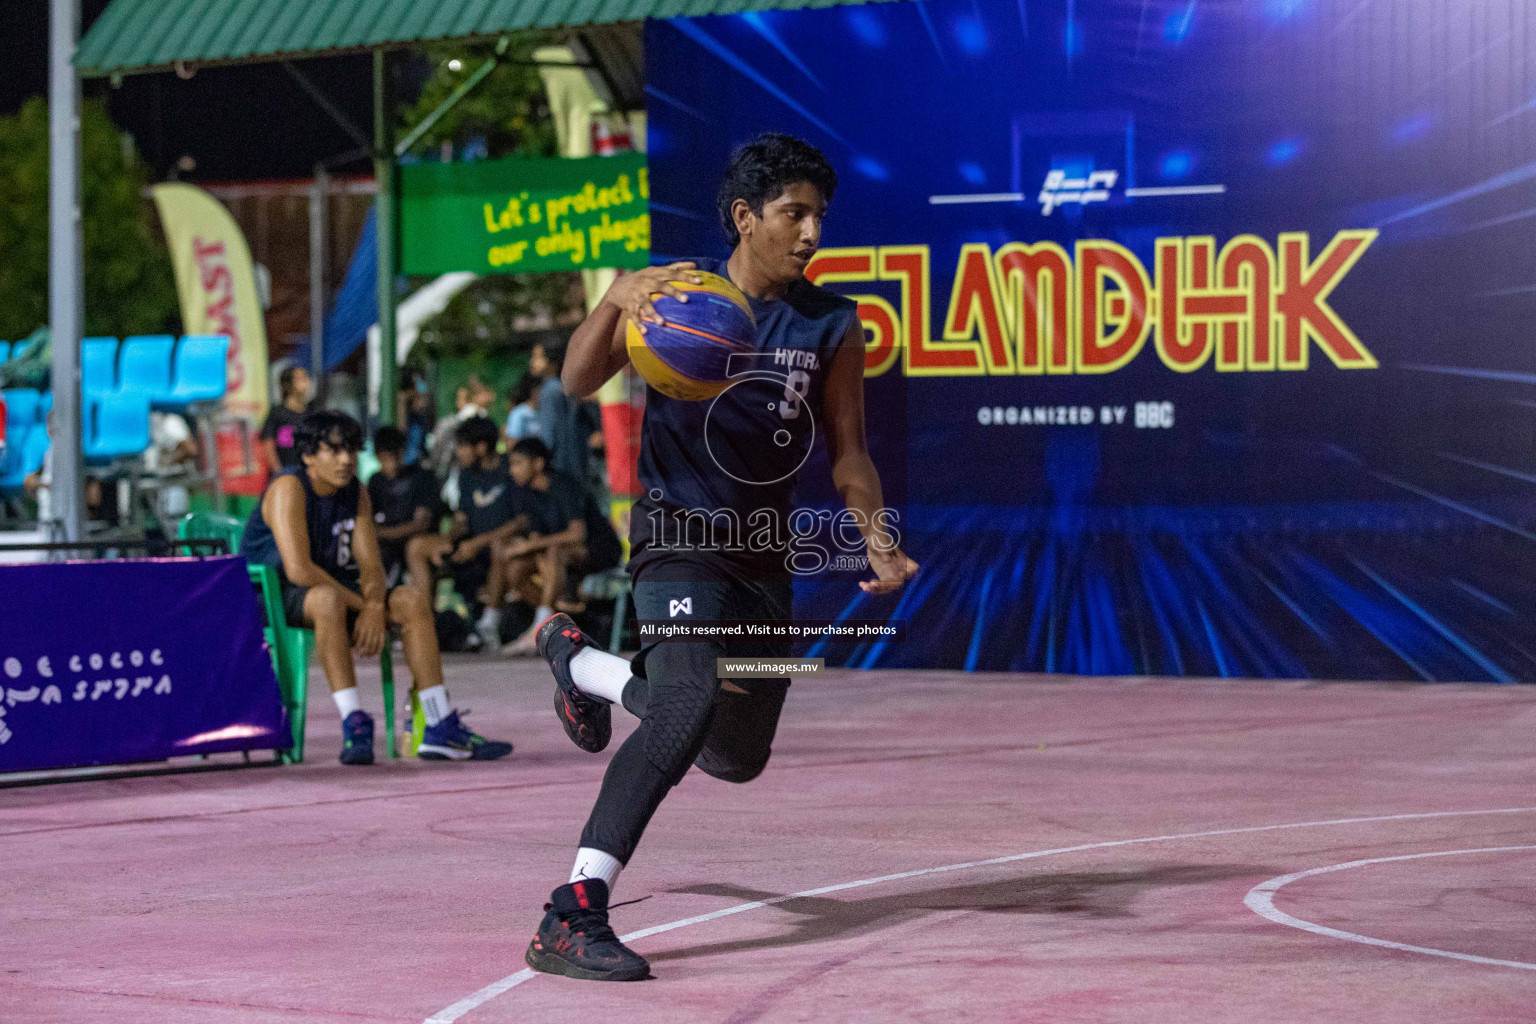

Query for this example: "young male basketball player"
[241,411,513,765]
[523,134,918,980]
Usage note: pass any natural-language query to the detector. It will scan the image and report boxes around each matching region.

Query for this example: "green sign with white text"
[399,152,650,275]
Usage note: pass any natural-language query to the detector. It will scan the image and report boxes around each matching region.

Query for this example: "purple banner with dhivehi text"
[0,556,288,773]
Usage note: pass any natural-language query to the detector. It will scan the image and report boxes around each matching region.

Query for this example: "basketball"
[626,271,756,401]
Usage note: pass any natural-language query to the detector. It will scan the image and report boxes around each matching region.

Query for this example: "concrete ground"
[3,656,1536,1023]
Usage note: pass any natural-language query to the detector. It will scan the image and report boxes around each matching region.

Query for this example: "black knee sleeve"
[637,641,721,784]
[694,754,767,784]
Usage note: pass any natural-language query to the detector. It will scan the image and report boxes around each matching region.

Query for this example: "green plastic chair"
[177,512,397,762]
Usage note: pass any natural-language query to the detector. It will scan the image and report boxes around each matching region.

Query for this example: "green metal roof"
[77,0,888,77]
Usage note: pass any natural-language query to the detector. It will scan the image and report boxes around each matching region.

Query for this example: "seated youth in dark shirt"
[498,437,622,655]
[241,410,512,764]
[367,426,440,588]
[406,415,529,652]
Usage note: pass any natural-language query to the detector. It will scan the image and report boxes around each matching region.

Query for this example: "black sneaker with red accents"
[536,612,612,754]
[525,879,650,982]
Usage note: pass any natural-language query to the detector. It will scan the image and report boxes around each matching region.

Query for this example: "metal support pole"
[309,163,328,399]
[48,0,84,543]
[373,49,398,427]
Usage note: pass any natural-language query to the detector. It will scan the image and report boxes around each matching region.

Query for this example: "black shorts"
[630,570,794,664]
[378,539,407,590]
[446,543,493,604]
[279,577,362,629]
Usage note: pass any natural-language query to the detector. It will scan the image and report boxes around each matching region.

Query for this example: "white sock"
[534,605,554,628]
[418,684,452,726]
[569,647,632,705]
[332,687,362,720]
[569,847,623,890]
[478,607,502,633]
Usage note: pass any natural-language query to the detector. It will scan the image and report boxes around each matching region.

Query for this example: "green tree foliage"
[0,97,178,339]
[399,40,583,353]
[399,39,560,162]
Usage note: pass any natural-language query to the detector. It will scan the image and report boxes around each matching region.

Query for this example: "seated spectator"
[406,415,528,653]
[498,437,623,655]
[367,426,440,588]
[259,366,314,472]
[241,410,512,765]
[146,411,198,519]
[504,374,541,444]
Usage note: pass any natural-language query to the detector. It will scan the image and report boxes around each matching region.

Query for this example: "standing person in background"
[429,378,495,482]
[368,426,440,588]
[397,371,436,466]
[577,398,610,511]
[529,343,593,486]
[504,375,541,444]
[259,366,313,472]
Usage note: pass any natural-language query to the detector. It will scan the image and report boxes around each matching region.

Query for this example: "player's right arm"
[563,262,705,399]
[265,475,366,611]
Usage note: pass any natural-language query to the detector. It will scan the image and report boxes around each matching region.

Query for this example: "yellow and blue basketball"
[626,271,756,401]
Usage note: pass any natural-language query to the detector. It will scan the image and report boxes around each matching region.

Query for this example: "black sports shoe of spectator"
[525,879,650,981]
[536,613,613,754]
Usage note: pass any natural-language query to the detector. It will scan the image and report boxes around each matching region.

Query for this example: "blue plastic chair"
[83,392,151,462]
[81,337,120,396]
[119,335,176,405]
[2,389,43,428]
[0,424,29,494]
[0,342,11,364]
[164,335,229,408]
[0,425,48,497]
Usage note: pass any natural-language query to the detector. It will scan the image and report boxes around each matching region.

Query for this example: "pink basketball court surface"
[4,661,1535,1023]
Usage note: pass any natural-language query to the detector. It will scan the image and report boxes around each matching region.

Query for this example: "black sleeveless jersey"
[629,257,857,579]
[241,467,361,586]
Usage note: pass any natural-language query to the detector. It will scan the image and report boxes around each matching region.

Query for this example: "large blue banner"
[648,0,1536,680]
[0,557,288,773]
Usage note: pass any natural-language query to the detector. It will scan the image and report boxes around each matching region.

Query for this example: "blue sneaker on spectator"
[418,710,513,761]
[339,710,375,765]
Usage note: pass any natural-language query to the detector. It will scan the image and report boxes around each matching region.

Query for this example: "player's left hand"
[861,545,918,594]
[353,602,387,657]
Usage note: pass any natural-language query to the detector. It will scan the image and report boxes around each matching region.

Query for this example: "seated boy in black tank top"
[240,411,511,766]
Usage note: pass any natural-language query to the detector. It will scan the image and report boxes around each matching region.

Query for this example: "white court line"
[1244,845,1536,970]
[1124,184,1228,197]
[423,806,1536,1022]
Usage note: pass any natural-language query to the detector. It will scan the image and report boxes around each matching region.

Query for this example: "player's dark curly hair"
[455,414,500,452]
[717,133,838,247]
[295,410,364,457]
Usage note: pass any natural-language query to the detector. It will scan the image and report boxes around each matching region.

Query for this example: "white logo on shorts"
[669,598,692,617]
